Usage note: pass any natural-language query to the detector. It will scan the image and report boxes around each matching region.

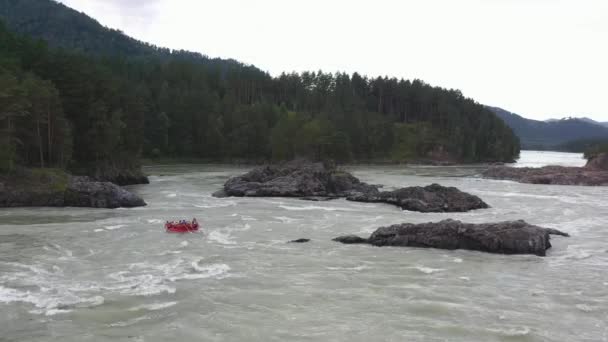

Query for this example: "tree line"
[0,18,520,175]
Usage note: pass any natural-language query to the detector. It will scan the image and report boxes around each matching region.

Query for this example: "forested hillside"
[0,0,520,178]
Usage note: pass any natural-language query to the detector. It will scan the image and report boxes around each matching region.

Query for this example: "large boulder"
[347,184,489,212]
[333,219,569,256]
[483,165,608,186]
[64,176,146,208]
[214,159,379,198]
[369,220,569,255]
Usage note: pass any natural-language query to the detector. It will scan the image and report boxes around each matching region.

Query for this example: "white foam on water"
[486,326,531,337]
[128,301,178,312]
[166,194,177,198]
[180,241,189,247]
[147,219,163,224]
[0,285,105,316]
[193,200,236,209]
[94,229,105,233]
[107,271,176,297]
[325,265,369,271]
[576,304,594,312]
[279,205,355,212]
[274,216,298,223]
[453,258,463,263]
[459,276,471,281]
[105,225,126,231]
[109,315,151,327]
[0,254,232,316]
[208,231,236,245]
[174,262,231,281]
[413,266,445,274]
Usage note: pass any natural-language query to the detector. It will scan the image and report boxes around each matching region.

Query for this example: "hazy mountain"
[488,107,608,150]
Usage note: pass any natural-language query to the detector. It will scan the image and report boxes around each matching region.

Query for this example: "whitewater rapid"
[1,151,606,341]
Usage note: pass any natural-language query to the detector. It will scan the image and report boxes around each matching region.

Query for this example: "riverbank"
[0,168,146,209]
[483,153,608,186]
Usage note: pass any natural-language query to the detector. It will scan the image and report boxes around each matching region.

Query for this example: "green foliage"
[391,123,436,162]
[0,1,521,172]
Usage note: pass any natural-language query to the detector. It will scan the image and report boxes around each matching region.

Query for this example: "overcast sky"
[58,0,607,121]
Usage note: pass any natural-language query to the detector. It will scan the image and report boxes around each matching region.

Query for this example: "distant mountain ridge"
[488,107,608,150]
[546,117,608,128]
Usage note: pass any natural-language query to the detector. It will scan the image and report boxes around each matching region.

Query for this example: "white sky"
[58,0,607,121]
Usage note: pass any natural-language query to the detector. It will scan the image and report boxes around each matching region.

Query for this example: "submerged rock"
[216,160,488,212]
[332,235,368,244]
[347,184,489,212]
[289,238,311,243]
[0,170,146,209]
[334,219,569,256]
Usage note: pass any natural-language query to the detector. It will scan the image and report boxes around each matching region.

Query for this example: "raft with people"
[165,218,199,233]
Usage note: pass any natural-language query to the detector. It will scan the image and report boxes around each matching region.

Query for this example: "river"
[1,151,606,341]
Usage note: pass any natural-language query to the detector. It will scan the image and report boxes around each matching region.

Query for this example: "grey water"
[1,151,607,342]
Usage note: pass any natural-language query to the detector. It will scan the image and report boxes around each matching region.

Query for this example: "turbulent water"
[1,151,607,342]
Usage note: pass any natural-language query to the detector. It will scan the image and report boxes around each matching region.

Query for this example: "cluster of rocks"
[0,173,145,209]
[483,152,608,186]
[218,160,573,256]
[333,219,569,257]
[214,159,488,213]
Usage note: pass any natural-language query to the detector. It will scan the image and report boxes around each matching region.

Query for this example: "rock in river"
[64,176,146,208]
[215,160,488,213]
[333,219,569,256]
[289,238,311,243]
[213,159,379,198]
[347,184,489,212]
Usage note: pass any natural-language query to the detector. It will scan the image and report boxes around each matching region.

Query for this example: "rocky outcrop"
[482,165,608,186]
[213,159,379,198]
[347,184,489,212]
[215,160,489,212]
[64,177,146,208]
[0,171,146,209]
[333,219,569,256]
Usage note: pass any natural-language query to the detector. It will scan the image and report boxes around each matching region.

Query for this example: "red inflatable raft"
[165,220,200,233]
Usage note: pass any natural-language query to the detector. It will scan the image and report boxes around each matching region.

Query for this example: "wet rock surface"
[347,184,489,212]
[64,176,146,208]
[216,160,488,212]
[289,239,311,243]
[214,160,379,198]
[333,219,569,256]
